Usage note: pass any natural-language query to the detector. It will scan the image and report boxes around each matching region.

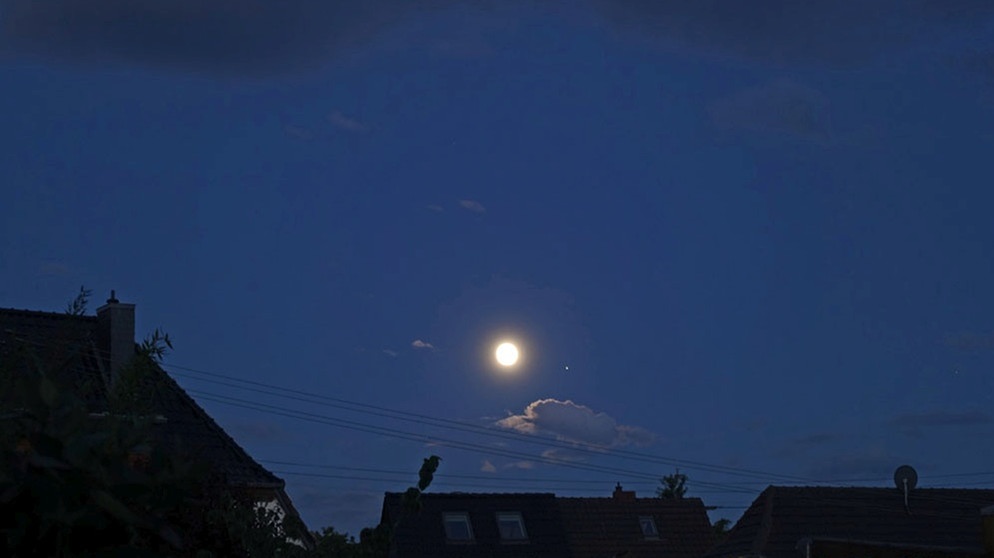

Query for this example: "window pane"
[497,512,527,540]
[639,516,658,537]
[443,513,473,541]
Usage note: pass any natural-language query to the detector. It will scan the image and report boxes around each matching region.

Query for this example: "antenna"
[893,465,918,513]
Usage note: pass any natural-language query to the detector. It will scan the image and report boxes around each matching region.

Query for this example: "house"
[382,491,573,558]
[380,485,717,558]
[705,486,994,558]
[558,483,716,558]
[0,293,310,547]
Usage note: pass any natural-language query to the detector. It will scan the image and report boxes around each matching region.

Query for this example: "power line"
[166,362,813,484]
[189,388,761,496]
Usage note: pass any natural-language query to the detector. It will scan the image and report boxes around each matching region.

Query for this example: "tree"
[64,285,92,316]
[0,328,202,556]
[712,517,732,539]
[656,469,688,499]
[0,289,305,557]
[310,455,441,558]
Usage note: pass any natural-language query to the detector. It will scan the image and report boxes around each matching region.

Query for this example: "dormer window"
[639,516,659,539]
[443,512,474,542]
[496,511,528,541]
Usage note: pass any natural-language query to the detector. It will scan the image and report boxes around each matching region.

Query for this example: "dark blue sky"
[3,1,994,535]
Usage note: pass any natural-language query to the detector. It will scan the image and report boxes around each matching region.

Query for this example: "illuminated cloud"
[382,349,398,358]
[540,447,587,463]
[458,199,486,213]
[480,460,497,473]
[496,399,655,448]
[411,339,435,350]
[329,111,367,132]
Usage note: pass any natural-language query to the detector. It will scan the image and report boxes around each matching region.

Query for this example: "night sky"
[3,1,994,536]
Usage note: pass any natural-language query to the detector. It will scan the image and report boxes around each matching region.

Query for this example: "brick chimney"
[96,290,135,387]
[982,505,994,557]
[613,482,636,502]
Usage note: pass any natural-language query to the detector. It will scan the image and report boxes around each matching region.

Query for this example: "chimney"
[613,483,636,502]
[982,505,994,557]
[96,290,135,387]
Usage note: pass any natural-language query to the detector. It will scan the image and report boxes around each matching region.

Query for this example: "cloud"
[382,349,398,358]
[592,1,994,67]
[774,432,839,458]
[411,339,434,350]
[480,460,497,473]
[458,199,486,213]
[503,460,536,470]
[0,0,454,76]
[37,261,71,277]
[328,111,367,132]
[943,331,994,350]
[710,79,832,142]
[540,447,588,463]
[496,399,655,448]
[890,410,993,438]
[425,204,445,213]
[283,125,314,141]
[805,446,898,480]
[7,2,994,76]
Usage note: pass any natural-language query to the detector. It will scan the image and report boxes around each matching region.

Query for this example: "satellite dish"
[894,465,918,491]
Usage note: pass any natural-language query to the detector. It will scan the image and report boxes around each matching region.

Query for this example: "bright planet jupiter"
[495,342,519,366]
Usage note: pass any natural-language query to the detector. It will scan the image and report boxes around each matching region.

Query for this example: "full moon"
[495,342,519,366]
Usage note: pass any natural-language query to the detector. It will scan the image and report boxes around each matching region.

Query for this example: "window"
[496,512,528,541]
[639,516,659,539]
[443,512,474,542]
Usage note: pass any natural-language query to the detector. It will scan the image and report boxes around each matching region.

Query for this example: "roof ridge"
[0,307,97,321]
[156,363,284,489]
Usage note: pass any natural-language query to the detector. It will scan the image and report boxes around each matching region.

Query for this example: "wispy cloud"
[805,446,898,480]
[540,447,588,463]
[411,339,434,350]
[496,399,655,448]
[382,349,398,358]
[943,331,994,350]
[425,204,444,213]
[458,199,486,214]
[480,460,497,473]
[329,111,367,132]
[710,79,833,143]
[890,410,993,438]
[503,460,536,470]
[37,261,71,277]
[774,432,839,459]
[283,124,313,140]
[0,1,451,76]
[591,1,994,66]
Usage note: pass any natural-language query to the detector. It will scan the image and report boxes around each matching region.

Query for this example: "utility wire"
[189,388,760,495]
[167,362,813,483]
